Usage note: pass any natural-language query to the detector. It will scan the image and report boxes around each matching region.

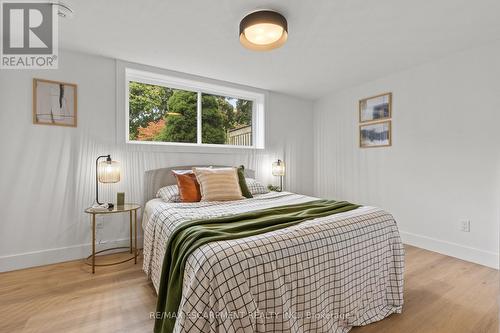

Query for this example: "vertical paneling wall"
[0,50,314,271]
[313,42,500,268]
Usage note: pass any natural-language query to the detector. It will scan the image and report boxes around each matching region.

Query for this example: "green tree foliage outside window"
[128,81,253,145]
[202,94,226,144]
[155,90,198,143]
[128,81,172,140]
[235,99,252,125]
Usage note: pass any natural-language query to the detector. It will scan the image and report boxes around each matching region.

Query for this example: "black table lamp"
[95,155,120,208]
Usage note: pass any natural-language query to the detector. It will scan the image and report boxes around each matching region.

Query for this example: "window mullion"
[197,91,202,144]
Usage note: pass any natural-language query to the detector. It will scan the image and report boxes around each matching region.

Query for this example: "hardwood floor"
[0,252,156,333]
[351,245,498,333]
[0,245,497,333]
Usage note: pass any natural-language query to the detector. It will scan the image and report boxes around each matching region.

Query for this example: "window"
[128,82,197,143]
[125,69,264,148]
[201,93,253,146]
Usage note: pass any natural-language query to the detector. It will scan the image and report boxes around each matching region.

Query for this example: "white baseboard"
[2,232,497,272]
[400,231,499,269]
[0,237,144,273]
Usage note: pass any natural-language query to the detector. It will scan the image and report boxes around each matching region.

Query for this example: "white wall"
[3,42,497,272]
[313,42,500,268]
[0,50,314,272]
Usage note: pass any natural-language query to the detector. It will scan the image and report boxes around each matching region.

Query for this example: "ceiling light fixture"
[239,10,288,51]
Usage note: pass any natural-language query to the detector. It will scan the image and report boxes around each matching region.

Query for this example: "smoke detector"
[54,2,74,18]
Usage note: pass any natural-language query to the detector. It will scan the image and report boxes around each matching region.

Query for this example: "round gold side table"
[84,204,141,273]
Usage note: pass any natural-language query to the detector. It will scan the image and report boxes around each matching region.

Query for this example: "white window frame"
[125,68,265,149]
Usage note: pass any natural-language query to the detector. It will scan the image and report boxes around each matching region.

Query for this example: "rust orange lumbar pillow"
[172,170,201,202]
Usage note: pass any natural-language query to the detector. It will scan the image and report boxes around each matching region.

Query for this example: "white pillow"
[245,178,269,195]
[156,185,180,202]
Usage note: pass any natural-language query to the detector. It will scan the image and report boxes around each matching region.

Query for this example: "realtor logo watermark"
[1,0,58,69]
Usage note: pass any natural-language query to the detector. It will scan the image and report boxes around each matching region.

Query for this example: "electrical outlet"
[96,216,105,230]
[460,220,470,232]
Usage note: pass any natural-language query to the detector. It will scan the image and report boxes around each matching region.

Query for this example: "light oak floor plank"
[352,245,499,333]
[0,245,497,333]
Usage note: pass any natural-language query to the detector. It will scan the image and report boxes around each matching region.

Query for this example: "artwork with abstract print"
[359,93,391,123]
[33,79,77,127]
[360,121,391,148]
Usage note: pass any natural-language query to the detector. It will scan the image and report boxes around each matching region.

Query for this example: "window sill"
[125,140,264,154]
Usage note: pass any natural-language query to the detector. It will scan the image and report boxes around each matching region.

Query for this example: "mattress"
[143,191,404,333]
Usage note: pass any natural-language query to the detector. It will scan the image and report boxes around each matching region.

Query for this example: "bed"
[142,166,404,333]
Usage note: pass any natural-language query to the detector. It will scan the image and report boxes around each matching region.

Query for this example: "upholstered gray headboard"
[143,165,255,203]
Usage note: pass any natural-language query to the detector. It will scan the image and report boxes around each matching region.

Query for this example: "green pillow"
[237,165,253,198]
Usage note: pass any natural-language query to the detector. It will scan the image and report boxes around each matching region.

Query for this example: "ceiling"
[59,0,500,100]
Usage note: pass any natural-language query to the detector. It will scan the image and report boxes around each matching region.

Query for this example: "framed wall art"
[359,92,391,123]
[33,78,77,127]
[359,120,392,148]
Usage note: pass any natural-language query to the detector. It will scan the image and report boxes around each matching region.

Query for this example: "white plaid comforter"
[143,192,404,333]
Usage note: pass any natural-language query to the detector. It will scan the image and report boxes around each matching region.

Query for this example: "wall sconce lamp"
[95,155,120,208]
[272,159,285,192]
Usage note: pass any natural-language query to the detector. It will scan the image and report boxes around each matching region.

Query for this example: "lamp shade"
[272,160,285,176]
[98,160,120,183]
